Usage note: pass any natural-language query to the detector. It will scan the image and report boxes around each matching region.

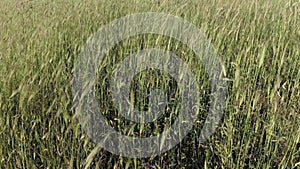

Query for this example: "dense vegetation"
[0,0,299,168]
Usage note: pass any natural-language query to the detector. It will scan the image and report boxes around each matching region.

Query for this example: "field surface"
[0,0,299,168]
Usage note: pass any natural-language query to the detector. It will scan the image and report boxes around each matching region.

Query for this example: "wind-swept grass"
[0,0,299,168]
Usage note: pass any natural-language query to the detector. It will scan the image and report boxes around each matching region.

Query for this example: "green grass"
[0,0,299,168]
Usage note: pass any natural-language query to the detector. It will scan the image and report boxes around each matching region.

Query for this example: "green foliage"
[0,0,299,168]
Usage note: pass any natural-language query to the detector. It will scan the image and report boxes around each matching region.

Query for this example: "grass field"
[0,0,299,168]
